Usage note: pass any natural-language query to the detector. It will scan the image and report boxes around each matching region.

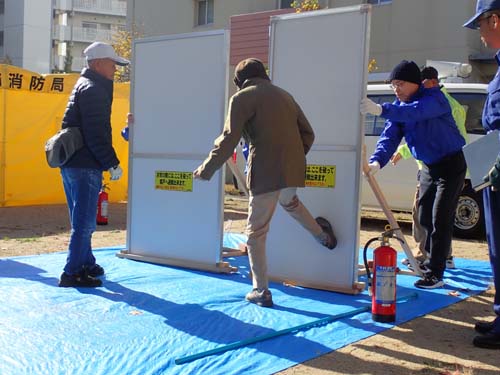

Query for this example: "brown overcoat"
[198,77,315,195]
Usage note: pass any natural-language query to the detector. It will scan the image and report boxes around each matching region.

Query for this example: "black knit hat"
[234,58,270,88]
[388,60,421,85]
[421,66,439,80]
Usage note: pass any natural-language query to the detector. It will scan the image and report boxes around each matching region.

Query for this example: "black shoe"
[58,272,102,288]
[414,275,444,289]
[86,264,105,277]
[475,320,496,334]
[315,217,337,250]
[473,332,500,349]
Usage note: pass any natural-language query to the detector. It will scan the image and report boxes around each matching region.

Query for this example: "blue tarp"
[0,233,493,375]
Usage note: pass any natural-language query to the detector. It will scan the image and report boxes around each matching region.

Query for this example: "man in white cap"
[58,42,129,288]
[464,0,500,349]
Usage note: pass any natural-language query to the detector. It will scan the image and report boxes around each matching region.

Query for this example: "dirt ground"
[0,194,498,375]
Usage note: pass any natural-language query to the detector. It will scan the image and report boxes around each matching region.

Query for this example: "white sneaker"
[402,259,431,274]
[446,257,456,269]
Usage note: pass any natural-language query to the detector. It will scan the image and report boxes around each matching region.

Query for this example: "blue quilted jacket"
[482,51,500,155]
[61,68,119,170]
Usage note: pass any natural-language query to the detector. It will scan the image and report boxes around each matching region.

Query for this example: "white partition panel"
[121,31,230,272]
[266,6,371,292]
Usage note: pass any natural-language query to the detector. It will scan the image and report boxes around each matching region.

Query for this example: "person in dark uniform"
[464,0,500,349]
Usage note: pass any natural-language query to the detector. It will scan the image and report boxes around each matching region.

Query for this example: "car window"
[365,94,395,136]
[449,93,487,135]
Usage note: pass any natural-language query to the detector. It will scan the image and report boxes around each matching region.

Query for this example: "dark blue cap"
[463,0,500,29]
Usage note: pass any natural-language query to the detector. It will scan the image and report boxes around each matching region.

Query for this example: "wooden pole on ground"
[362,146,421,277]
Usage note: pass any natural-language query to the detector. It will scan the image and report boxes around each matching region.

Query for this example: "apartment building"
[53,0,127,72]
[0,0,52,73]
[0,0,126,73]
[127,0,493,82]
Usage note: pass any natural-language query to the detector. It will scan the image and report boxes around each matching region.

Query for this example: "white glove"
[360,98,382,116]
[108,165,123,181]
[367,161,380,176]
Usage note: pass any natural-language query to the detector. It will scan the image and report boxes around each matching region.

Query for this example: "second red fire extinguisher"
[96,184,109,225]
[363,227,403,323]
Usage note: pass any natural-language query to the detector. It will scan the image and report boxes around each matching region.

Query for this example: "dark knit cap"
[421,66,439,80]
[234,58,270,88]
[388,60,421,85]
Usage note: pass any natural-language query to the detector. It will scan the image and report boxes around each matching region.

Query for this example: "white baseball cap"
[83,42,130,66]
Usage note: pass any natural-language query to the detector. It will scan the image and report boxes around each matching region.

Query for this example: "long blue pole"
[175,292,418,365]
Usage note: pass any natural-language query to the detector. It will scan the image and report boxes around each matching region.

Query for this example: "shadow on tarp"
[0,234,493,375]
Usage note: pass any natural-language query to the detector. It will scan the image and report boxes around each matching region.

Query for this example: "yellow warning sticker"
[155,171,193,192]
[305,165,336,188]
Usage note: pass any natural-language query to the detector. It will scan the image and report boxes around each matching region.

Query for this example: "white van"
[363,83,488,239]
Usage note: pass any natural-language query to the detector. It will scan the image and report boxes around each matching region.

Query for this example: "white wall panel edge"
[133,29,227,46]
[267,5,371,291]
[124,31,228,269]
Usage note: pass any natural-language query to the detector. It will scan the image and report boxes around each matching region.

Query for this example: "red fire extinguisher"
[363,227,402,323]
[96,184,109,225]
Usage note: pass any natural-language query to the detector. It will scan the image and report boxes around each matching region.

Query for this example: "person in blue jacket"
[121,113,133,141]
[360,60,466,290]
[464,0,500,349]
[58,42,129,288]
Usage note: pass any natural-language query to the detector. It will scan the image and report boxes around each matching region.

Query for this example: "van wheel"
[453,183,484,239]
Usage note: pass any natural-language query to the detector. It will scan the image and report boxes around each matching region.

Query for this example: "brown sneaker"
[315,217,337,250]
[245,288,273,308]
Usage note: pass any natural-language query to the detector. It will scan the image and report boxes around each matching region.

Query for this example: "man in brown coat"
[194,58,337,307]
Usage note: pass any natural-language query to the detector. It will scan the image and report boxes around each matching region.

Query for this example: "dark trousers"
[418,151,466,279]
[483,187,500,330]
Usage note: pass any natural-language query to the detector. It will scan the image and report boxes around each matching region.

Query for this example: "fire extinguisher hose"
[363,229,405,284]
[363,236,381,283]
[174,293,418,365]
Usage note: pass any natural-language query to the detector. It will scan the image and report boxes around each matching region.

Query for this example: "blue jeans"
[61,168,102,275]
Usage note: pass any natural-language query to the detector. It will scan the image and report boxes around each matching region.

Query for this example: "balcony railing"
[53,25,115,43]
[53,0,126,16]
[72,26,114,42]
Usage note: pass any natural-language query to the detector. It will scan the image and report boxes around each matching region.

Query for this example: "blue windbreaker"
[483,52,500,151]
[369,86,465,167]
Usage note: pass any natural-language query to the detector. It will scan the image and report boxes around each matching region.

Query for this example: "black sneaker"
[86,264,105,277]
[414,275,444,289]
[245,288,273,307]
[475,320,496,334]
[315,217,337,250]
[58,272,102,288]
[473,332,500,349]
